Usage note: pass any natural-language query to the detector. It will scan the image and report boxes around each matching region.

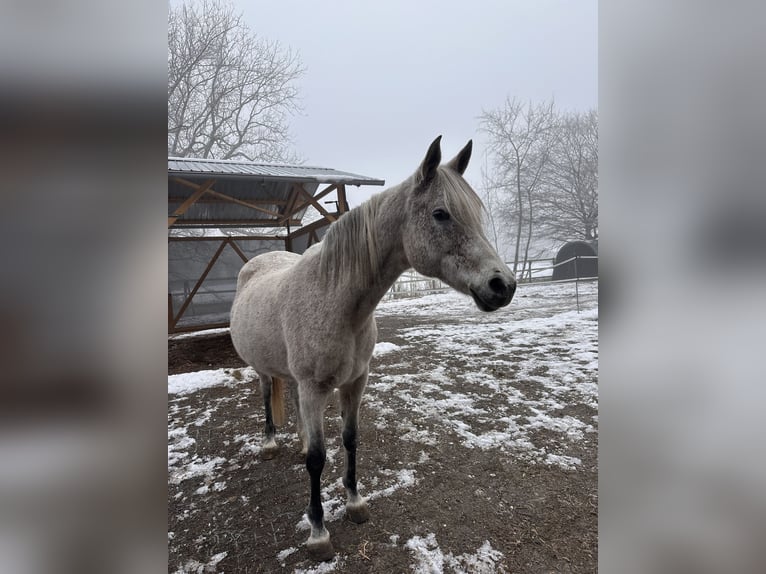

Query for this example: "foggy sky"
[240,0,597,206]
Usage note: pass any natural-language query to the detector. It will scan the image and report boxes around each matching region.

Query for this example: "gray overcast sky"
[238,0,597,206]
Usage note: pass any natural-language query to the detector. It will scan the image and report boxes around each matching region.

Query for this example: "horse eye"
[432,209,450,222]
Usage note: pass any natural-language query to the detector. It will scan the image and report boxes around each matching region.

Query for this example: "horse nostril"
[489,276,508,296]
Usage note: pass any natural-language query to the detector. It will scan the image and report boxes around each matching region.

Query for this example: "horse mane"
[319,190,385,289]
[318,167,485,288]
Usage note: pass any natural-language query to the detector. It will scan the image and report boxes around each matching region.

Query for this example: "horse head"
[402,136,516,311]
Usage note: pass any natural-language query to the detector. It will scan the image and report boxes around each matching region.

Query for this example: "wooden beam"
[204,189,283,218]
[171,239,228,328]
[169,195,288,206]
[280,185,302,223]
[297,186,336,222]
[278,184,338,224]
[172,219,302,227]
[171,177,283,218]
[227,238,250,264]
[168,235,285,242]
[287,216,333,240]
[337,184,349,214]
[168,179,215,227]
[169,321,230,335]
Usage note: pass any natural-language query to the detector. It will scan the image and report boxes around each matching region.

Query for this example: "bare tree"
[479,153,503,255]
[479,98,555,278]
[168,0,304,162]
[540,110,598,242]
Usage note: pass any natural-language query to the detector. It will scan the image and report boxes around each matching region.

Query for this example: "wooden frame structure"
[168,157,384,333]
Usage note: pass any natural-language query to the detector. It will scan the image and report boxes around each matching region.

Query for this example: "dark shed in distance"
[551,240,598,281]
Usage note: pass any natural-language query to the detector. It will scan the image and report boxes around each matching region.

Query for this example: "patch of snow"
[168,367,253,396]
[169,456,226,485]
[168,427,196,470]
[234,433,262,457]
[406,533,506,574]
[172,551,227,573]
[543,453,582,470]
[373,341,401,356]
[296,469,417,531]
[367,469,416,501]
[191,407,215,427]
[293,556,343,574]
[169,327,230,340]
[276,546,297,563]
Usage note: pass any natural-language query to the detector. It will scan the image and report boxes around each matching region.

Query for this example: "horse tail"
[271,377,286,427]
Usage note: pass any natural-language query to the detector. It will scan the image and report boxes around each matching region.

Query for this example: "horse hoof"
[306,533,334,562]
[346,501,370,524]
[261,444,278,460]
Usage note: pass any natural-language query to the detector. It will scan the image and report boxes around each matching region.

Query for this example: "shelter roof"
[168,157,384,229]
[168,157,385,186]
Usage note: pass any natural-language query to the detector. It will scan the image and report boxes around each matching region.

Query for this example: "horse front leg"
[291,385,308,455]
[298,384,334,561]
[340,371,370,524]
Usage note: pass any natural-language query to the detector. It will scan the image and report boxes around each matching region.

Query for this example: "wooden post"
[168,293,174,333]
[574,256,581,313]
[337,184,349,214]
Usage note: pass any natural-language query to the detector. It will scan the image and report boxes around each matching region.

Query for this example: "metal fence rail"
[383,255,598,303]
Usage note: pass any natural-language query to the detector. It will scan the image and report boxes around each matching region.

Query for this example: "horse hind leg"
[258,372,284,459]
[340,372,370,524]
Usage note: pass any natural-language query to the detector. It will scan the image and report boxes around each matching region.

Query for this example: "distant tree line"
[479,99,598,279]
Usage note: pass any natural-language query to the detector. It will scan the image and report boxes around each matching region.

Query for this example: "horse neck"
[321,184,410,322]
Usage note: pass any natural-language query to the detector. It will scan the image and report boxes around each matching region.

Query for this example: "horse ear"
[417,135,442,187]
[445,139,472,175]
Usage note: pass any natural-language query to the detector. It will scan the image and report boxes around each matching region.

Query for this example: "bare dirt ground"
[168,284,598,573]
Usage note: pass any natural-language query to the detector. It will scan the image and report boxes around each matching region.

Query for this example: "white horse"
[230,136,516,561]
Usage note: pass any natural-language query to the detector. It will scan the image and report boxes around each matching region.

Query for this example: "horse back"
[235,250,301,292]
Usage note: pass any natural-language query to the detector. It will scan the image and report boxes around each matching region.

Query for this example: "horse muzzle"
[469,274,516,312]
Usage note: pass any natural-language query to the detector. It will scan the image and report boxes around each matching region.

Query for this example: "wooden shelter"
[168,157,384,333]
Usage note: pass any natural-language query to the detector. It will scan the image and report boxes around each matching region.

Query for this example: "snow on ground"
[171,551,227,574]
[296,467,418,531]
[373,341,401,356]
[367,280,598,470]
[406,533,507,574]
[168,367,254,493]
[168,366,254,396]
[169,326,231,340]
[168,280,597,572]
